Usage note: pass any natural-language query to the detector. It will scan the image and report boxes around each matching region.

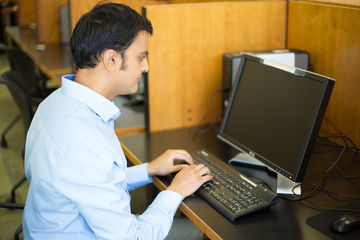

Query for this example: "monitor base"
[229,152,301,196]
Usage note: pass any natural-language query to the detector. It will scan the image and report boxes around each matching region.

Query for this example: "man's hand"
[167,164,212,198]
[147,149,194,176]
[147,149,212,198]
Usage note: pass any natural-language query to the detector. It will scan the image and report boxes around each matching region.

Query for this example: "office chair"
[0,70,36,203]
[0,200,24,240]
[0,70,34,240]
[0,201,24,240]
[1,44,55,148]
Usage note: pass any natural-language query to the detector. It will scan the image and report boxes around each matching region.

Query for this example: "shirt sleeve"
[53,135,183,240]
[136,190,183,239]
[126,163,153,191]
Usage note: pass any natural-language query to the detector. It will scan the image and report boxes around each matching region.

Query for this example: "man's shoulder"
[39,89,98,122]
[32,92,105,143]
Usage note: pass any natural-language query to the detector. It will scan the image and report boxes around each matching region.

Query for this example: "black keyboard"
[192,150,279,222]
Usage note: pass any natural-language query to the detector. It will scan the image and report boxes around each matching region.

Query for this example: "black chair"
[0,201,24,240]
[0,70,36,240]
[1,69,37,200]
[1,44,56,147]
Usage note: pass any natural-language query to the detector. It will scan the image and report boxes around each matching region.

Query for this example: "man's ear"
[102,49,120,72]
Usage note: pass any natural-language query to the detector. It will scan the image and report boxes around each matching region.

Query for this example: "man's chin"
[130,87,138,95]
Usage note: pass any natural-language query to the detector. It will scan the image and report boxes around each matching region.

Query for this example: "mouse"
[331,213,360,233]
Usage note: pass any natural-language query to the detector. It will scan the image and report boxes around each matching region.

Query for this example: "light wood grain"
[69,0,168,31]
[288,1,360,146]
[299,0,360,7]
[115,126,146,137]
[145,1,287,132]
[36,0,67,44]
[170,0,278,3]
[17,0,36,26]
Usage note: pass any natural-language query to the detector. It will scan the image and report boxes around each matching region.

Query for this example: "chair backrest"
[0,45,44,98]
[0,71,34,133]
[1,45,42,98]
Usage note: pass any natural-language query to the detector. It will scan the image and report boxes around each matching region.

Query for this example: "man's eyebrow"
[140,51,148,56]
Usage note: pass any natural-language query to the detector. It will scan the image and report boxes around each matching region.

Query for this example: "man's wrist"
[147,161,155,176]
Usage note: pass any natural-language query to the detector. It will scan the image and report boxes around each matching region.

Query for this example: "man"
[23,2,212,239]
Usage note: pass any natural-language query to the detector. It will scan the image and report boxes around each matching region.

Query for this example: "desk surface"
[5,26,73,86]
[119,126,360,240]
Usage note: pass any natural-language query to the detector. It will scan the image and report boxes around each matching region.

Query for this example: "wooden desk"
[119,126,360,239]
[5,25,73,86]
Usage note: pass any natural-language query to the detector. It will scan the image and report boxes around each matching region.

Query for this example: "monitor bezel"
[218,54,335,182]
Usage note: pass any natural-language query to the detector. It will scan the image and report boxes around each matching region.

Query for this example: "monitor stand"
[229,152,301,195]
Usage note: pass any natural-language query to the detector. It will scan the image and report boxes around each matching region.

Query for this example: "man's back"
[23,77,130,239]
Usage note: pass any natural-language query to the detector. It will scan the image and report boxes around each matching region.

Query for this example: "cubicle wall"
[17,0,36,26]
[68,0,273,30]
[69,0,168,30]
[300,0,360,7]
[144,1,287,132]
[35,0,67,44]
[20,0,168,43]
[287,1,360,146]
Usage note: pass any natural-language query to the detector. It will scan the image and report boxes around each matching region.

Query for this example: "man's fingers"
[172,164,188,172]
[171,150,194,164]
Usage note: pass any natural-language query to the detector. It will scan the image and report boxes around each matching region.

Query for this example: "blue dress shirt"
[23,75,183,240]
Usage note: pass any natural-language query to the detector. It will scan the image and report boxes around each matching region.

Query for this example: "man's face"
[114,31,149,95]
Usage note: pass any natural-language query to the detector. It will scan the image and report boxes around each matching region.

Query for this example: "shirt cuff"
[126,163,152,190]
[151,190,183,215]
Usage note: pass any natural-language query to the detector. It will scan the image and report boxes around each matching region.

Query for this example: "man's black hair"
[71,2,153,71]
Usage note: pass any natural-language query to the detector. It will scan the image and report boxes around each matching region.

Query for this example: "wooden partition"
[300,0,360,7]
[36,0,67,44]
[68,0,261,29]
[287,1,360,146]
[69,0,168,30]
[144,1,287,132]
[17,0,36,26]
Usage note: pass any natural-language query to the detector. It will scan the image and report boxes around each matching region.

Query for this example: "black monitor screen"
[218,54,334,182]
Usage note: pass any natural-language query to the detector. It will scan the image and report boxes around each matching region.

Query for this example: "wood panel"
[69,0,168,31]
[36,0,67,44]
[145,1,287,132]
[115,126,146,137]
[170,0,277,3]
[288,1,360,146]
[17,0,36,26]
[299,0,360,7]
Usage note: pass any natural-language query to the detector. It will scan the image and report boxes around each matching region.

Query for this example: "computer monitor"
[218,54,335,195]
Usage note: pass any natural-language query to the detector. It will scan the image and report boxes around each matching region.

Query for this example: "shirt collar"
[61,74,121,122]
